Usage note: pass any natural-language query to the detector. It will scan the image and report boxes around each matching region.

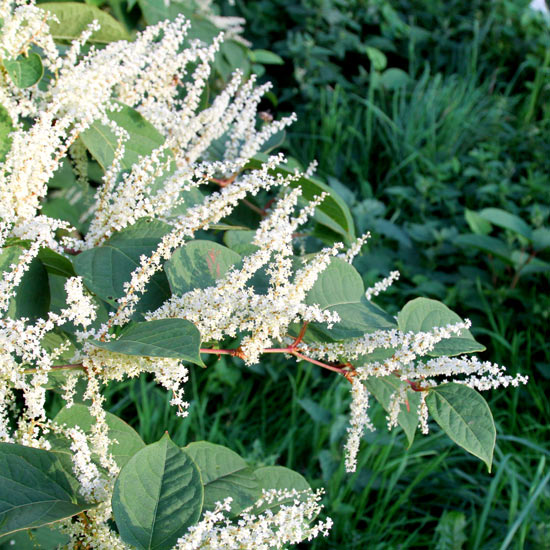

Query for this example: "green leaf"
[40,3,130,43]
[249,49,284,65]
[532,227,550,251]
[364,376,420,446]
[223,230,258,256]
[91,319,205,367]
[182,442,259,516]
[305,258,396,341]
[253,466,310,514]
[51,404,145,468]
[80,103,166,171]
[0,247,50,322]
[365,46,387,71]
[112,435,203,550]
[0,104,14,162]
[425,383,496,471]
[73,218,172,316]
[246,154,355,242]
[478,207,532,241]
[454,233,514,264]
[0,525,69,549]
[397,298,485,357]
[37,248,75,277]
[3,53,43,88]
[165,241,241,295]
[0,443,90,536]
[465,209,492,236]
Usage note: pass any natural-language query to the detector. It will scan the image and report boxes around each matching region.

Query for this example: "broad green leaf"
[0,443,90,536]
[91,319,205,367]
[165,241,241,295]
[0,104,14,162]
[223,229,258,256]
[478,207,532,241]
[253,466,310,514]
[3,53,43,88]
[454,233,513,264]
[51,404,145,468]
[0,247,50,321]
[112,435,203,550]
[364,376,420,446]
[425,383,496,471]
[80,104,166,171]
[137,0,187,25]
[305,258,396,341]
[246,154,355,242]
[40,3,130,43]
[249,49,284,65]
[305,258,363,310]
[0,525,69,549]
[37,248,75,277]
[397,298,485,357]
[182,442,259,516]
[73,218,172,316]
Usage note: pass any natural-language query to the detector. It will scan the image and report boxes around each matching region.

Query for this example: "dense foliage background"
[18,0,549,548]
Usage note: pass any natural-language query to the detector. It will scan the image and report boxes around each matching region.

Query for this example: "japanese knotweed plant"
[0,0,528,548]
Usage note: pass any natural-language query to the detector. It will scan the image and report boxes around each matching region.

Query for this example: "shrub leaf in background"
[426,383,496,471]
[183,442,260,516]
[112,434,204,550]
[0,443,90,536]
[92,319,205,366]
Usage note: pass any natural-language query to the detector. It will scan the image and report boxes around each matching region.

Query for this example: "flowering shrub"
[0,0,528,547]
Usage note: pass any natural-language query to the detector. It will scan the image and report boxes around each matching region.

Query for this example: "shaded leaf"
[0,443,90,536]
[73,218,172,316]
[0,247,50,322]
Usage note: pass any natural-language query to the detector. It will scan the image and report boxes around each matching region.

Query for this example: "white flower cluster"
[175,489,332,549]
[300,319,527,471]
[148,186,342,363]
[365,270,400,301]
